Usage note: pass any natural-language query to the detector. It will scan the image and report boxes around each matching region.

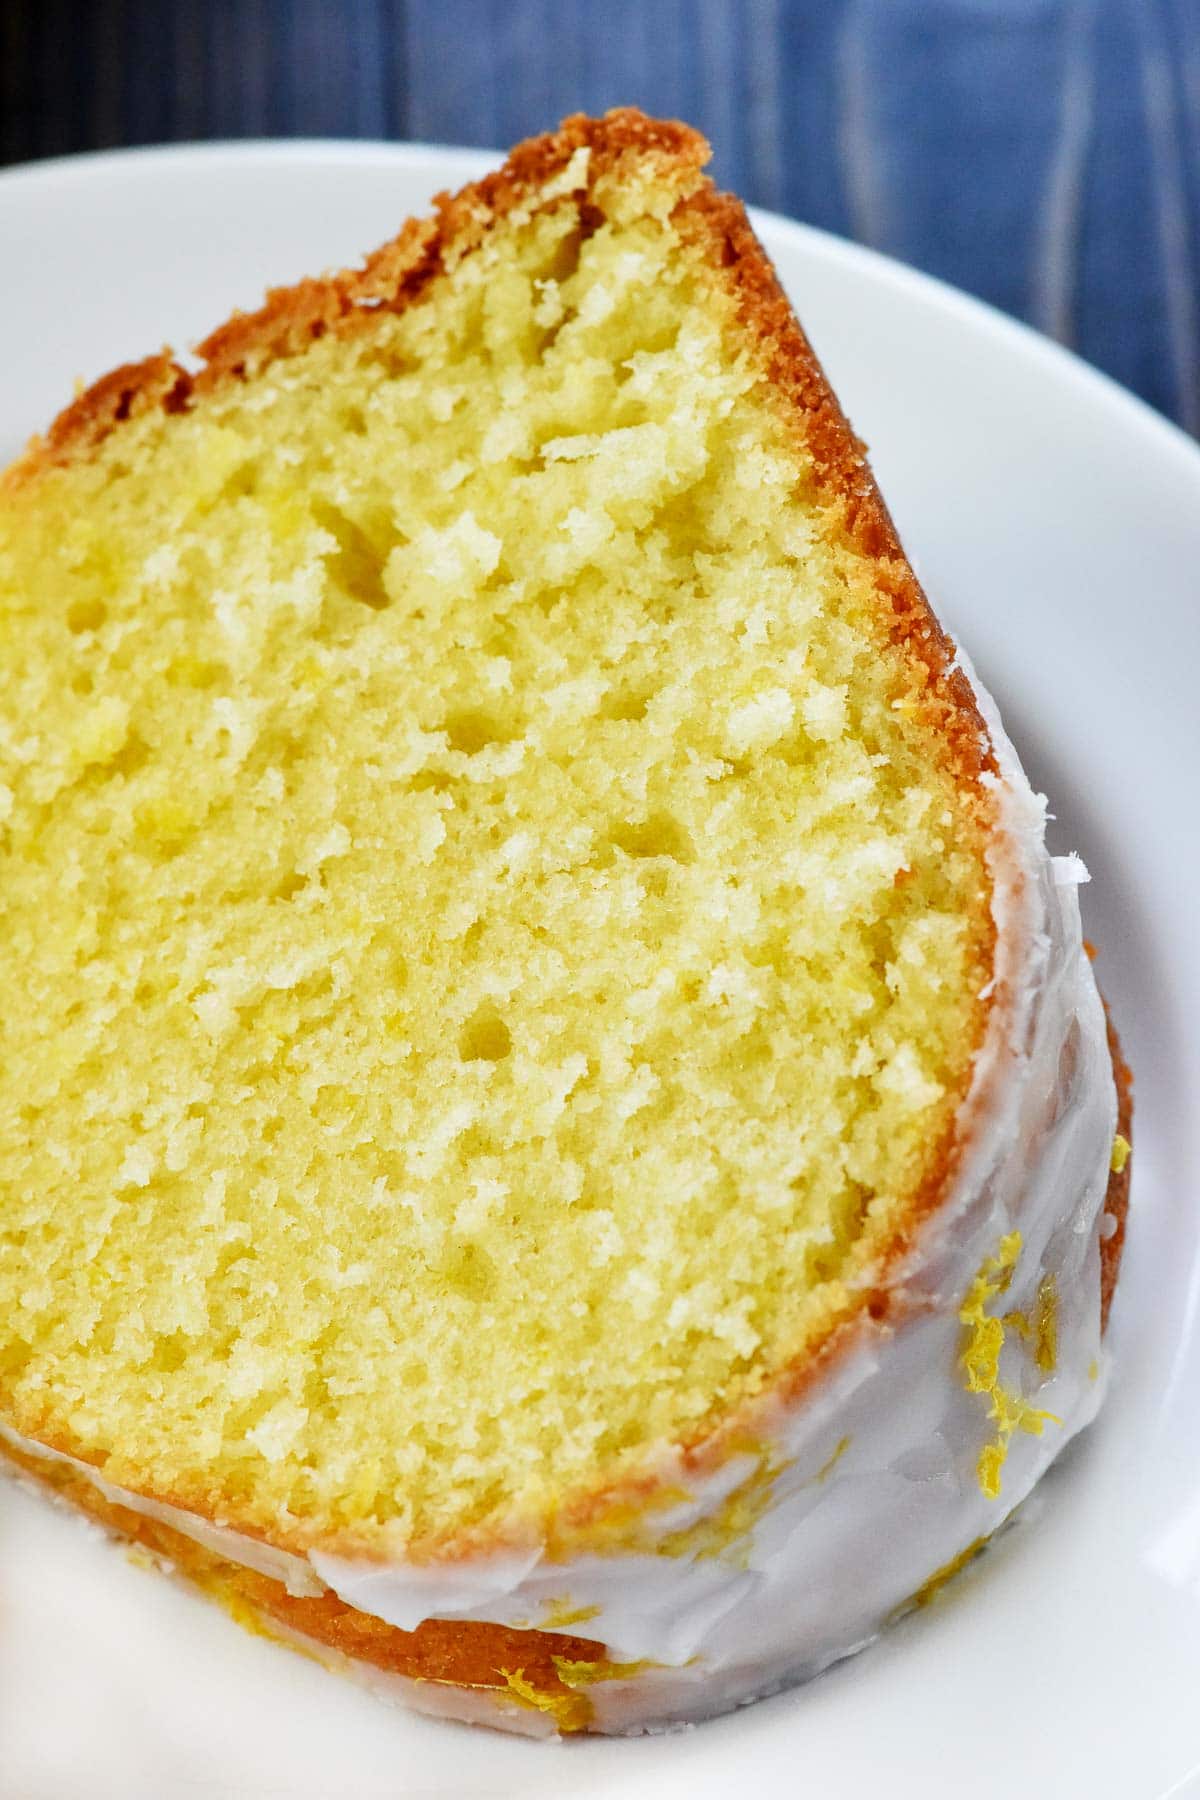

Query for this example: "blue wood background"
[2,0,1197,433]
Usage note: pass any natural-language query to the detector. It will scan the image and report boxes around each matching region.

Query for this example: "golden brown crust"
[671,188,993,785]
[4,111,706,483]
[1100,1006,1133,1327]
[35,354,190,465]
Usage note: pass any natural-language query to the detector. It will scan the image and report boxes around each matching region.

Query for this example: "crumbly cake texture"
[0,111,1127,1731]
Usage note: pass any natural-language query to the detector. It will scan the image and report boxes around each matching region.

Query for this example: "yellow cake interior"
[0,176,992,1547]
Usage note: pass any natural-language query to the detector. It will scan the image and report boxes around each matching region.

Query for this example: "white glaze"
[0,651,1118,1735]
[0,1415,324,1597]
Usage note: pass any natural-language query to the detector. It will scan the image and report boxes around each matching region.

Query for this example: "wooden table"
[2,0,1197,432]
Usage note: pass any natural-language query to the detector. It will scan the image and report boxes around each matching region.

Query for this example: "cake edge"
[0,114,1129,1674]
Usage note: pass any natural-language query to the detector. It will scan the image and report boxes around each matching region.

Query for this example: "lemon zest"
[959,1232,1061,1499]
[907,1536,988,1611]
[499,1666,591,1732]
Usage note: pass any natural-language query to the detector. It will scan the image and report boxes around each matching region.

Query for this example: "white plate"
[1,141,1198,1800]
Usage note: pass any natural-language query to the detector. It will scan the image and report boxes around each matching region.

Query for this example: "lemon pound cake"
[0,111,1130,1735]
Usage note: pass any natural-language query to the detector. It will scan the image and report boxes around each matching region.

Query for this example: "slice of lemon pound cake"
[0,111,1128,1734]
